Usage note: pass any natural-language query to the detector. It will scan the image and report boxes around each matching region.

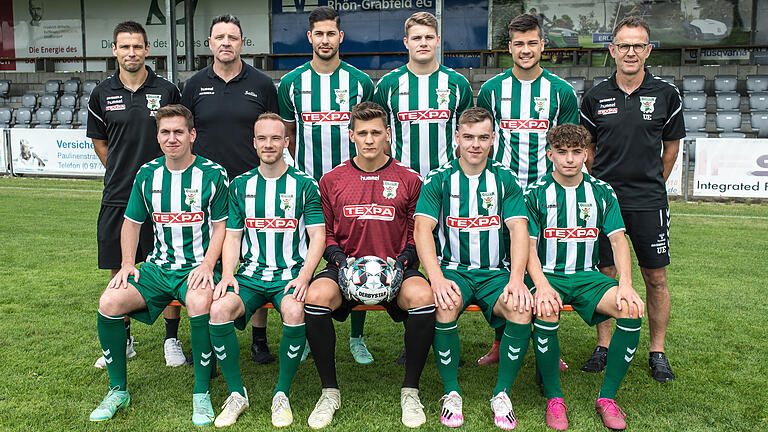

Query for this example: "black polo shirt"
[87,66,181,206]
[181,60,278,179]
[580,69,685,211]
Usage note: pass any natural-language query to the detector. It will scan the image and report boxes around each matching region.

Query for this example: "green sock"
[600,318,642,399]
[275,323,306,397]
[350,310,366,338]
[532,319,563,399]
[494,325,505,343]
[97,311,128,391]
[493,321,532,396]
[433,320,461,395]
[209,321,244,395]
[189,314,213,394]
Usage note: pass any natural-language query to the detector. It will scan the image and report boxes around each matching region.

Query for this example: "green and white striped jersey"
[415,159,527,271]
[373,64,473,178]
[525,173,625,274]
[278,61,374,181]
[125,156,229,271]
[477,68,579,189]
[227,166,324,281]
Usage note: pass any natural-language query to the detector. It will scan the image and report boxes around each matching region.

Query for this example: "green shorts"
[525,271,616,326]
[127,262,221,325]
[229,274,295,331]
[442,267,513,329]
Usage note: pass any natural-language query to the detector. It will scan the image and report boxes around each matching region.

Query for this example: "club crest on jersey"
[534,97,548,113]
[640,96,656,114]
[146,94,162,111]
[382,181,399,199]
[184,188,200,206]
[578,202,593,220]
[436,88,451,105]
[280,193,294,211]
[334,89,348,105]
[480,192,496,210]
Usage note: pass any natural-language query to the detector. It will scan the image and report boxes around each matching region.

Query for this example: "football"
[343,256,396,305]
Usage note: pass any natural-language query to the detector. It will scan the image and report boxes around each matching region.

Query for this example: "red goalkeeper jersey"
[319,157,422,260]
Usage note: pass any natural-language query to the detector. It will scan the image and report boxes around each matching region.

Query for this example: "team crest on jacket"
[534,97,548,113]
[280,193,294,211]
[639,96,656,114]
[382,181,399,199]
[146,94,162,110]
[334,89,348,105]
[480,191,496,210]
[578,202,593,220]
[436,88,451,105]
[184,188,199,206]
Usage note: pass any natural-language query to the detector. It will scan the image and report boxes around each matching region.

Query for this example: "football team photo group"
[82,6,685,431]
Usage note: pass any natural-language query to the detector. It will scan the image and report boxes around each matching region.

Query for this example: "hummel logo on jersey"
[398,91,410,96]
[397,110,450,123]
[153,212,204,226]
[343,204,395,221]
[152,189,163,194]
[546,203,558,208]
[302,111,350,124]
[544,227,599,241]
[499,119,550,132]
[245,218,298,232]
[446,215,501,231]
[361,175,379,181]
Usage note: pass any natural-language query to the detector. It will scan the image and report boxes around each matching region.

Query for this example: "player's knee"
[98,290,123,316]
[400,283,433,309]
[499,302,532,324]
[435,305,460,323]
[280,298,304,325]
[305,281,336,307]
[209,298,235,323]
[185,289,212,316]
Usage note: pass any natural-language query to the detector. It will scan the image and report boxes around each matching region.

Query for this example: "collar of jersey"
[607,67,655,94]
[111,65,155,91]
[350,156,392,173]
[206,59,249,82]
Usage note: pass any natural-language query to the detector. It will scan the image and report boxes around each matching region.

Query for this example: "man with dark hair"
[88,104,229,425]
[303,101,434,429]
[414,107,531,430]
[278,6,375,364]
[181,13,280,364]
[88,20,183,370]
[579,16,684,382]
[525,123,644,431]
[475,12,578,366]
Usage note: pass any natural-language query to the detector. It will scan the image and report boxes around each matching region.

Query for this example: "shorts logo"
[480,192,496,210]
[279,193,294,211]
[106,104,125,111]
[436,89,451,106]
[382,181,399,199]
[184,188,199,206]
[343,204,395,221]
[598,108,618,115]
[578,202,593,220]
[499,119,550,132]
[153,212,204,226]
[397,110,450,123]
[334,89,348,105]
[533,97,548,113]
[146,94,162,111]
[446,215,501,231]
[245,218,298,232]
[301,111,350,125]
[543,227,599,241]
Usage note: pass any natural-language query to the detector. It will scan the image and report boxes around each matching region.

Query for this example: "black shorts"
[311,263,427,322]
[598,207,670,270]
[97,205,154,270]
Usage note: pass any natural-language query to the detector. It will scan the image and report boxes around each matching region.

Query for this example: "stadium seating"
[44,80,62,95]
[682,75,706,93]
[715,92,741,111]
[683,93,707,111]
[0,80,9,98]
[40,93,58,109]
[749,93,768,111]
[80,94,90,109]
[82,80,99,95]
[683,111,708,137]
[0,107,11,128]
[14,108,32,127]
[34,108,53,128]
[566,77,585,95]
[750,112,768,138]
[60,94,78,109]
[63,79,80,95]
[715,111,744,138]
[76,108,88,128]
[591,76,609,87]
[746,75,768,93]
[713,75,738,93]
[55,108,74,128]
[21,93,38,108]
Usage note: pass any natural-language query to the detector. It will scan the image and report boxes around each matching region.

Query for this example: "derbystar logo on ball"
[301,111,351,124]
[343,204,396,221]
[152,212,204,226]
[446,215,501,231]
[245,218,298,232]
[397,109,450,123]
[544,227,600,241]
[499,119,550,132]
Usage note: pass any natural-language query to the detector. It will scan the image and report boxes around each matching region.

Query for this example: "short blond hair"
[254,112,286,135]
[405,12,438,36]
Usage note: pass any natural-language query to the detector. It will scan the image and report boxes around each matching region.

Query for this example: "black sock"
[164,317,180,340]
[305,304,338,389]
[252,325,267,346]
[402,305,436,389]
[124,319,131,339]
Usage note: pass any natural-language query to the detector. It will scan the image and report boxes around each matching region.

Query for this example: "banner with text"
[665,144,684,196]
[9,129,104,177]
[693,138,768,198]
[0,129,8,174]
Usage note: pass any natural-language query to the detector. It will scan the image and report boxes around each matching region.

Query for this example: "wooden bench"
[169,300,574,312]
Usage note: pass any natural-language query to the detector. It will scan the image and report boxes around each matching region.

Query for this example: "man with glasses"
[579,16,684,383]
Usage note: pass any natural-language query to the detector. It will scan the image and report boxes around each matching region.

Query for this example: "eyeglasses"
[613,43,649,53]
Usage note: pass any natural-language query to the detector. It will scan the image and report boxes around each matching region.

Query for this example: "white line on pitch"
[676,213,768,220]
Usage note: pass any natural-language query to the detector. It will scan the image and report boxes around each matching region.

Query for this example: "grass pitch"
[0,177,766,431]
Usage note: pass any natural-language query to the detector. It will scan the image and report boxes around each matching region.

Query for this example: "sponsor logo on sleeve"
[446,215,501,231]
[343,204,395,221]
[245,218,298,232]
[153,212,204,226]
[543,227,599,241]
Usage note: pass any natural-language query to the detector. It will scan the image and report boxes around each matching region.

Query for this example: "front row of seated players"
[414,109,645,431]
